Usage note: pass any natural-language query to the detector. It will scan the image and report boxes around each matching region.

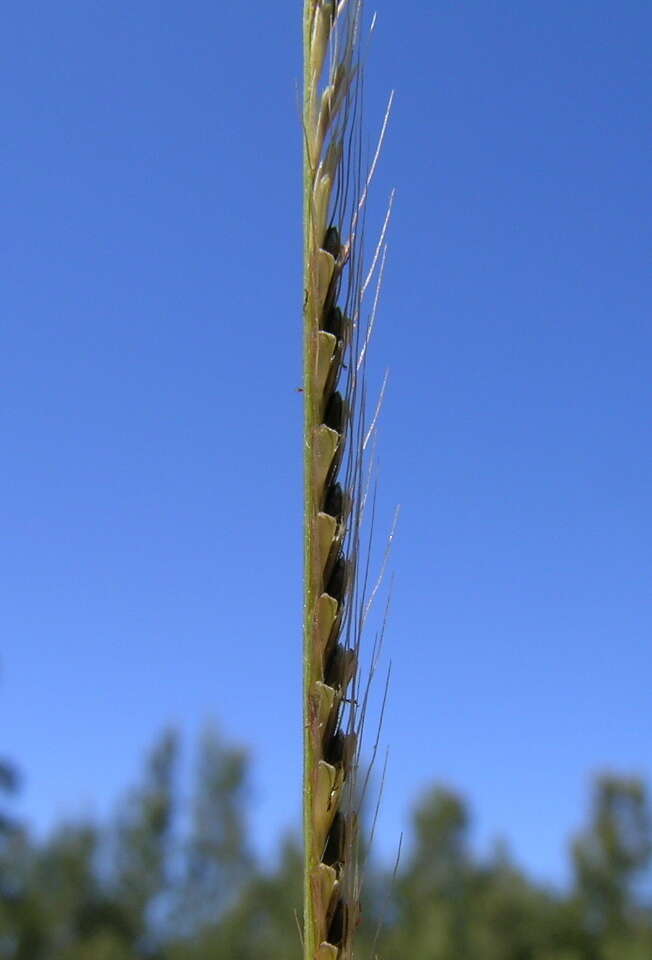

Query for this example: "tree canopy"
[1,730,650,959]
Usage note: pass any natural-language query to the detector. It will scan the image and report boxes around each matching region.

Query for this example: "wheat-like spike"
[302,3,389,958]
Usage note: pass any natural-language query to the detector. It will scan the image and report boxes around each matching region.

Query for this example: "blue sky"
[2,1,650,886]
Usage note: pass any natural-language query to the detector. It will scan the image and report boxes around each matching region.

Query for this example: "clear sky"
[2,2,650,886]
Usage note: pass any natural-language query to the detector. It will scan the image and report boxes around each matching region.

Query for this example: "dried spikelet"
[302,2,392,958]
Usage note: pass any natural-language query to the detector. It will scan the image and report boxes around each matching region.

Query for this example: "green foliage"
[174,727,253,935]
[1,731,651,959]
[572,775,652,937]
[113,728,178,941]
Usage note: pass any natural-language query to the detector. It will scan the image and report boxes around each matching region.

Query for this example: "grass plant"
[302,3,392,957]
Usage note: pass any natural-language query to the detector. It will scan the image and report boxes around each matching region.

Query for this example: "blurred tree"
[385,786,471,959]
[573,775,652,941]
[58,932,135,960]
[464,848,556,960]
[170,835,303,960]
[173,726,253,937]
[113,729,178,955]
[0,756,21,899]
[0,760,19,838]
[406,786,470,898]
[33,823,101,951]
[2,724,652,960]
[0,754,48,960]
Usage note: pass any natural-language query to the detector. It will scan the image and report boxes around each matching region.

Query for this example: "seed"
[323,482,343,519]
[322,305,345,340]
[324,642,346,688]
[324,728,344,766]
[323,811,346,867]
[323,391,344,433]
[327,899,347,947]
[325,555,347,602]
[322,225,341,259]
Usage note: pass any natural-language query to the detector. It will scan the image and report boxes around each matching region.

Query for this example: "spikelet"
[302,3,391,958]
